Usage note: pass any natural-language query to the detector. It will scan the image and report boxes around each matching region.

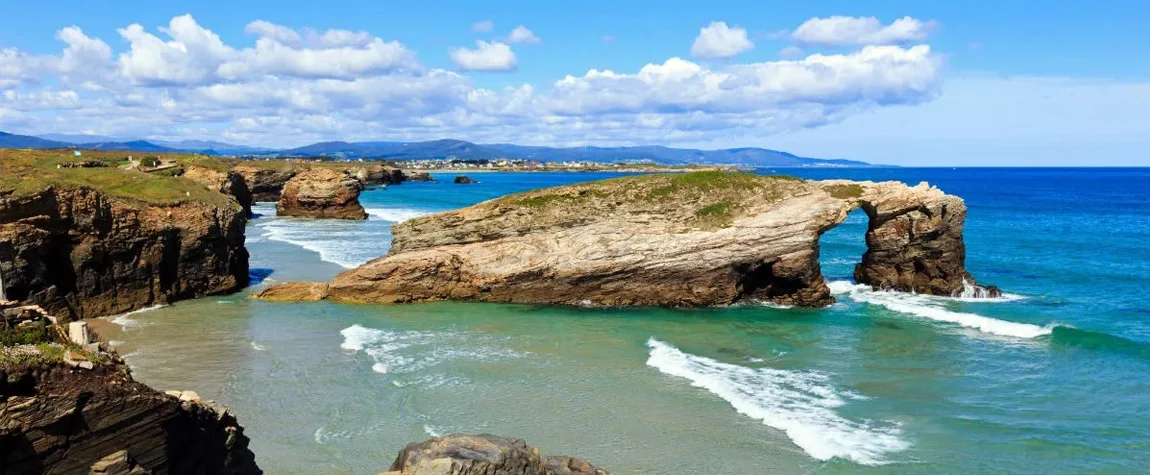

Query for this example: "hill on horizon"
[0,131,877,167]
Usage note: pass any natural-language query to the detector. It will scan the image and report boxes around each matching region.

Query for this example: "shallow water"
[111,169,1150,474]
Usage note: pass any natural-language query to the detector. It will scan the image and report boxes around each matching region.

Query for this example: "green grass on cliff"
[0,149,235,207]
[824,183,865,199]
[504,171,807,229]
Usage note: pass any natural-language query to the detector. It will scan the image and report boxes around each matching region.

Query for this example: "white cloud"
[472,20,494,33]
[690,21,753,59]
[507,25,541,44]
[1,14,948,149]
[448,41,517,71]
[792,16,934,46]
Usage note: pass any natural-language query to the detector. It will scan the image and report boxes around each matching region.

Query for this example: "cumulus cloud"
[449,41,517,71]
[690,21,753,59]
[507,25,541,44]
[792,16,935,46]
[0,14,944,148]
[472,20,494,33]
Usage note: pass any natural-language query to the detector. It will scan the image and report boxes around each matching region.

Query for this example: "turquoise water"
[110,169,1150,474]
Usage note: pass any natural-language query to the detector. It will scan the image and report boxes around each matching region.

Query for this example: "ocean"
[107,168,1150,474]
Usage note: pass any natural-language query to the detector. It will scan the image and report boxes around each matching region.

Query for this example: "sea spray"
[646,338,908,465]
[365,207,432,222]
[340,324,526,378]
[108,304,166,328]
[828,281,1049,338]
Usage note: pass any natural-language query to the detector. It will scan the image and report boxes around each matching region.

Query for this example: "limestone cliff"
[232,164,296,202]
[235,163,403,203]
[384,434,608,475]
[0,187,248,320]
[275,168,368,220]
[183,166,253,217]
[259,172,991,307]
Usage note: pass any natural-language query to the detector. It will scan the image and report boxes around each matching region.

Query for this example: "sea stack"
[257,172,993,308]
[454,175,478,184]
[276,168,368,220]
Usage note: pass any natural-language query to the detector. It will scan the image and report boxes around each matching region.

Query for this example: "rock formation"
[453,175,478,184]
[275,168,368,220]
[183,166,254,217]
[1,316,262,474]
[258,172,992,307]
[0,187,249,320]
[232,164,297,202]
[402,171,434,182]
[383,434,608,475]
[347,164,404,187]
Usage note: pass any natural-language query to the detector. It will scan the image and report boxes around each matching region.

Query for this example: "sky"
[1,0,1148,166]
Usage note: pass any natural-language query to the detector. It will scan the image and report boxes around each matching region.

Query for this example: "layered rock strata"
[183,166,254,217]
[0,187,248,320]
[384,434,608,475]
[0,356,261,474]
[258,172,990,307]
[275,168,368,220]
[232,164,296,202]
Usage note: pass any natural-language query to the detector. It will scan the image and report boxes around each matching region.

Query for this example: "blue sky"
[1,0,1147,165]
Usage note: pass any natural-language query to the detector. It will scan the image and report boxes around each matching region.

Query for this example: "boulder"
[453,175,478,184]
[69,320,91,345]
[276,168,368,220]
[384,434,609,475]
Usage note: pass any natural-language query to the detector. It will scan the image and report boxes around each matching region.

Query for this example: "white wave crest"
[340,324,525,378]
[108,304,165,328]
[646,338,907,465]
[828,280,1050,338]
[366,207,432,222]
[256,219,376,269]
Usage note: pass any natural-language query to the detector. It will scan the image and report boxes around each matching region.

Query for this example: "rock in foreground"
[276,168,367,220]
[384,434,609,475]
[261,172,992,307]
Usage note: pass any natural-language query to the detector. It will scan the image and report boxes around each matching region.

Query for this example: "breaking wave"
[646,338,908,465]
[365,207,432,222]
[108,304,165,328]
[828,281,1051,338]
[339,324,525,378]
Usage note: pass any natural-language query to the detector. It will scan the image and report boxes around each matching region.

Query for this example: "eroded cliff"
[275,168,368,220]
[0,187,248,320]
[257,172,991,308]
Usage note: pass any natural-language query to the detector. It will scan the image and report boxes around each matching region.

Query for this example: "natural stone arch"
[255,174,993,307]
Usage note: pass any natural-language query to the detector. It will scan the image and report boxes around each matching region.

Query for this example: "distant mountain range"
[0,130,878,167]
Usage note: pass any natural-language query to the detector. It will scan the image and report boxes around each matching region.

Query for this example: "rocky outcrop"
[402,172,434,182]
[347,164,404,186]
[183,166,253,217]
[275,169,367,220]
[0,187,248,320]
[453,175,478,184]
[232,164,296,202]
[383,434,608,475]
[0,360,261,474]
[260,172,990,308]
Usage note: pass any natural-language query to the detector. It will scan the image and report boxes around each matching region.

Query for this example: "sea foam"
[365,207,432,222]
[108,304,165,328]
[828,281,1050,339]
[340,324,525,378]
[646,338,908,465]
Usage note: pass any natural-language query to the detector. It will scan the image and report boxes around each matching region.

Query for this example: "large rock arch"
[255,173,992,307]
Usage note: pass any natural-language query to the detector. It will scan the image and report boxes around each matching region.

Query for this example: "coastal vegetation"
[0,149,236,207]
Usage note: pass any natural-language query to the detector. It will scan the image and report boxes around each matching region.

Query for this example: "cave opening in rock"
[818,208,870,284]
